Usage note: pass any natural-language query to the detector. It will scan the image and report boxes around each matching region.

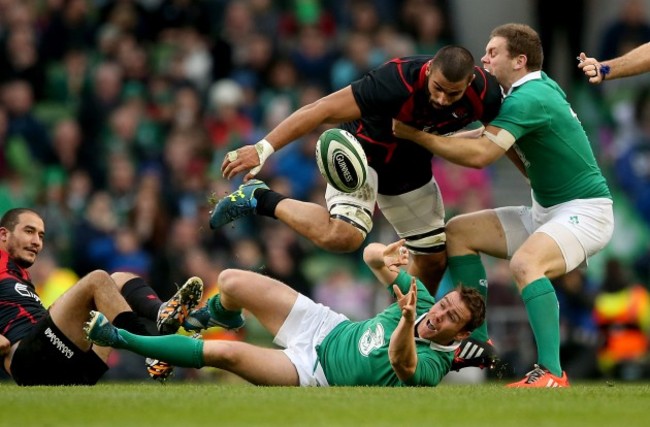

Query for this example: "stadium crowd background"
[1,0,649,382]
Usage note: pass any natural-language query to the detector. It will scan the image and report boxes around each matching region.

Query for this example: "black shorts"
[10,314,109,386]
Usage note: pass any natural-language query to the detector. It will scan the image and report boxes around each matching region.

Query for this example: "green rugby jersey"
[316,270,455,387]
[490,71,611,207]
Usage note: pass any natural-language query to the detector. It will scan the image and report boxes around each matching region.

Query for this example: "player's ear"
[454,330,471,342]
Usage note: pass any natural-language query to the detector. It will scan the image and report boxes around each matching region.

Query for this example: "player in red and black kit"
[0,208,203,385]
[210,46,503,373]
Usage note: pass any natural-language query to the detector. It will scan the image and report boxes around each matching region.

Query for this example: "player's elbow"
[391,360,417,382]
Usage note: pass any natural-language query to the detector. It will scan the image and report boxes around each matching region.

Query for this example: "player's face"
[0,212,45,268]
[426,68,471,109]
[417,291,471,344]
[481,36,515,87]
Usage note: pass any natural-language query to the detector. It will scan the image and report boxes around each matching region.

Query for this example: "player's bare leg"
[275,199,365,252]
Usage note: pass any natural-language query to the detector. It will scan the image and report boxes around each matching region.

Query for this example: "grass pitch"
[0,381,648,427]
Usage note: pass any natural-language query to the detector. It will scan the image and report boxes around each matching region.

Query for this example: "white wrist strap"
[250,139,275,176]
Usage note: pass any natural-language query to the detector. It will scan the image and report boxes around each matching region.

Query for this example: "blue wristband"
[599,64,611,79]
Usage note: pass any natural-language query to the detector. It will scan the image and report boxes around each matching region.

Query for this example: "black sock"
[113,311,157,336]
[255,189,287,218]
[121,277,162,320]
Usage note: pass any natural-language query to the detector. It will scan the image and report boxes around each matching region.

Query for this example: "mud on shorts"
[495,196,614,271]
[10,314,109,386]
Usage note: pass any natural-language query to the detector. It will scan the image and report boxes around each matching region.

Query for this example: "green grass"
[0,382,648,427]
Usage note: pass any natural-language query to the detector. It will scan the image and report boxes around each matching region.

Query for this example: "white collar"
[414,313,461,352]
[504,70,542,96]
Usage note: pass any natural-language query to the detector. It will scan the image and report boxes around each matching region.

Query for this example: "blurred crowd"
[0,0,649,382]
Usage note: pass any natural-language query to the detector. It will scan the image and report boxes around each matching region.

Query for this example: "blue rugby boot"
[84,311,127,347]
[209,179,269,229]
[183,294,245,332]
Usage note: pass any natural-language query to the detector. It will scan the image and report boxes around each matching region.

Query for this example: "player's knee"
[326,203,373,251]
[217,268,245,295]
[509,252,536,287]
[208,341,241,368]
[312,223,364,252]
[86,269,112,285]
[445,216,464,240]
[110,271,138,289]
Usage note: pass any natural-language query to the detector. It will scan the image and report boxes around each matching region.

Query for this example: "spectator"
[553,270,600,379]
[39,0,96,64]
[594,259,650,380]
[3,80,55,166]
[598,0,650,67]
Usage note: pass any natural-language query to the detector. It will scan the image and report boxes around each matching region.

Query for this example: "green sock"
[521,277,562,376]
[209,294,243,320]
[117,330,205,368]
[448,255,488,341]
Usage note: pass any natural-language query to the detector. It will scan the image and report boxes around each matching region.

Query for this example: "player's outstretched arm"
[363,239,409,286]
[388,279,418,381]
[578,44,650,84]
[221,86,362,181]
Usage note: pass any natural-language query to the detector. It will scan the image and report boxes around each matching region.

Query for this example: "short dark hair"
[456,286,486,332]
[490,23,544,71]
[0,208,41,231]
[430,45,475,82]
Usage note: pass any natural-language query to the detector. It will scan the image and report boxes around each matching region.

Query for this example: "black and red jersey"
[0,249,46,344]
[345,56,502,195]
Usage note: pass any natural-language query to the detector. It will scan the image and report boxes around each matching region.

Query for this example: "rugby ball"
[316,128,368,193]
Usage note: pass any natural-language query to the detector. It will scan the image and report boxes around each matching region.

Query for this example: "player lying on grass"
[85,239,485,386]
[0,208,203,385]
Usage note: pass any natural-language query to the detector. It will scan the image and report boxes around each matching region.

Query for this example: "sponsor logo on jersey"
[15,282,42,303]
[44,327,75,359]
[358,323,385,357]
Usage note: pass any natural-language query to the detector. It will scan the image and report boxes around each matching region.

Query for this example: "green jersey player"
[393,23,614,388]
[83,239,485,387]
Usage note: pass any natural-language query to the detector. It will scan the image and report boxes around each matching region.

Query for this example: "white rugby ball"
[316,128,368,193]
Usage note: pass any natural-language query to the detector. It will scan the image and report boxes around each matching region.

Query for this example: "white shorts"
[377,178,446,254]
[326,167,446,253]
[274,294,349,387]
[495,196,614,271]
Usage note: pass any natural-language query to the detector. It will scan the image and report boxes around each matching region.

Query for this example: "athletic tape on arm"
[483,129,516,150]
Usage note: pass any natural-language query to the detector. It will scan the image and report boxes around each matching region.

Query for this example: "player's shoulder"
[380,55,429,75]
[471,66,500,92]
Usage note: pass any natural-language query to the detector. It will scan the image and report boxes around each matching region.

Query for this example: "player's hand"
[393,278,417,322]
[392,119,419,140]
[222,145,261,181]
[383,239,409,272]
[577,52,604,85]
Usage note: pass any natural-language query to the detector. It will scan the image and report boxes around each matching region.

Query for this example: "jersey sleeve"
[489,91,543,139]
[350,62,411,118]
[401,349,449,386]
[389,270,431,299]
